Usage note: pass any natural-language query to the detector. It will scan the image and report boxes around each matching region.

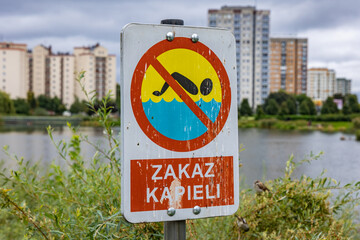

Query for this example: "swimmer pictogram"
[152,72,213,97]
[131,37,231,152]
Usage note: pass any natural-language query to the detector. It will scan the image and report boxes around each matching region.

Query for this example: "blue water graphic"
[142,99,221,141]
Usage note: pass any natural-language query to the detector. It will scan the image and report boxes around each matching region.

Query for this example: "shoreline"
[238,118,355,133]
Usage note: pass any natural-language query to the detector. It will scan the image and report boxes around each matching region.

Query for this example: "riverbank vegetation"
[0,83,120,117]
[238,91,360,135]
[1,72,360,239]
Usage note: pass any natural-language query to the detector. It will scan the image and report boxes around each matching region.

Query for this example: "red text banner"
[130,156,234,212]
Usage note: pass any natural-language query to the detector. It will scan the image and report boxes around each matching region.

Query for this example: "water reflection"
[239,128,360,187]
[1,126,359,188]
[0,126,120,170]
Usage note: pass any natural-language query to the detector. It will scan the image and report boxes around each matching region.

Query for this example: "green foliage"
[286,98,296,115]
[263,91,296,115]
[299,98,316,115]
[255,105,265,120]
[259,119,277,128]
[190,153,360,239]
[321,97,338,115]
[265,99,279,115]
[0,91,15,114]
[346,94,360,113]
[36,95,66,115]
[356,130,360,141]
[116,83,120,108]
[239,98,253,117]
[1,72,360,239]
[27,91,37,109]
[342,104,351,115]
[13,98,31,115]
[69,97,88,114]
[353,117,360,129]
[33,107,49,116]
[278,101,289,116]
[0,72,162,239]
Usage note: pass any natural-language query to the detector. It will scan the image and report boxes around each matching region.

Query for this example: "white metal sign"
[120,23,238,223]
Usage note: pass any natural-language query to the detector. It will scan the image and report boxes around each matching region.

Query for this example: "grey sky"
[1,0,359,93]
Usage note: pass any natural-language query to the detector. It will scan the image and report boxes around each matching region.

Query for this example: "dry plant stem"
[2,192,49,240]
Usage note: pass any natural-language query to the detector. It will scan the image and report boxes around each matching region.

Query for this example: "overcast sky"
[1,0,359,93]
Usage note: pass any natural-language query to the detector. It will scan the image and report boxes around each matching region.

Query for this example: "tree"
[296,94,317,115]
[0,91,15,114]
[265,99,279,115]
[239,98,252,117]
[116,83,120,107]
[299,100,310,115]
[255,105,265,120]
[346,94,359,113]
[70,98,88,114]
[321,97,338,114]
[13,98,30,115]
[27,91,37,109]
[37,94,51,110]
[286,99,296,115]
[342,104,351,115]
[263,91,296,115]
[307,99,317,115]
[278,101,289,116]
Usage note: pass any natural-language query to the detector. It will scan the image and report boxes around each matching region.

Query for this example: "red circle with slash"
[131,37,231,152]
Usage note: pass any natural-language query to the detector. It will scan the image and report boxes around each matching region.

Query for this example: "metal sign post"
[161,19,186,240]
[120,19,238,238]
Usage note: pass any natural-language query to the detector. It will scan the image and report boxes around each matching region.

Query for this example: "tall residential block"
[335,78,351,96]
[307,68,336,101]
[29,45,76,107]
[208,6,270,108]
[74,44,116,101]
[269,37,307,95]
[0,42,28,99]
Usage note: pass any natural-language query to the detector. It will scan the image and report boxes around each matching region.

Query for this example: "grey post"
[164,221,186,240]
[161,19,186,240]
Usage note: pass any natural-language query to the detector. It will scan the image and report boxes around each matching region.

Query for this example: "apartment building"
[0,42,28,99]
[208,6,270,108]
[307,68,336,101]
[0,42,116,108]
[335,78,351,96]
[74,44,116,101]
[29,45,76,107]
[269,37,307,95]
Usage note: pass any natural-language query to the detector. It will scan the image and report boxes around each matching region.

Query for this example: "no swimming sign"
[120,23,238,223]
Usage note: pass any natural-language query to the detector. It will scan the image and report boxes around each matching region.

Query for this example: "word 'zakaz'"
[151,163,215,180]
[153,72,213,96]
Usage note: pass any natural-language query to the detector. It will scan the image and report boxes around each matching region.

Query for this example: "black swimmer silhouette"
[152,72,213,96]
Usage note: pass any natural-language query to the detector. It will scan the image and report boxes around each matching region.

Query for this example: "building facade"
[29,45,76,107]
[0,42,28,99]
[1,42,116,108]
[307,68,336,102]
[269,37,307,95]
[208,6,270,108]
[74,44,116,101]
[335,78,351,96]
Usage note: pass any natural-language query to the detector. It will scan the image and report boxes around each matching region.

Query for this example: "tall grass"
[1,72,360,239]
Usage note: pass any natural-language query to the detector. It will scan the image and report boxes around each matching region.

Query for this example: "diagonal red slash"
[151,58,216,131]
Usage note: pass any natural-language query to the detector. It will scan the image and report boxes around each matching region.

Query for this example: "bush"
[356,130,360,141]
[33,107,49,116]
[353,117,360,129]
[189,154,360,239]
[259,119,277,128]
[1,72,360,239]
[13,98,30,115]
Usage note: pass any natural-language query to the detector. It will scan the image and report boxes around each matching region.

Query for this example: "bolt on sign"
[120,23,239,223]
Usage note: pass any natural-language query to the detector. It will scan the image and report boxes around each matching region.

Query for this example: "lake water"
[1,126,359,187]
